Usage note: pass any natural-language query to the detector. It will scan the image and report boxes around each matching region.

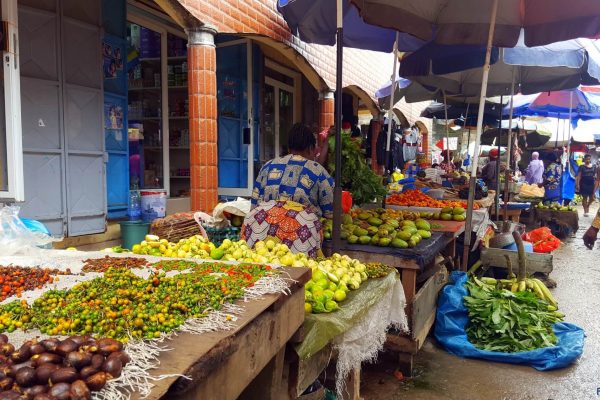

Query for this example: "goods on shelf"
[0,334,128,399]
[387,189,478,210]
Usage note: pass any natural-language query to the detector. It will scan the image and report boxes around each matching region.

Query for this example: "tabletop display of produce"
[387,189,479,210]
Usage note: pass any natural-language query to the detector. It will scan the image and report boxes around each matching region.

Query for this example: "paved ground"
[361,204,600,400]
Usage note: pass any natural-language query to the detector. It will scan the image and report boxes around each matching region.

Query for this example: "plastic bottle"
[128,179,142,221]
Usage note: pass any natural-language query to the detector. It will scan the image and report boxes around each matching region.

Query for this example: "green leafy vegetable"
[327,134,386,206]
[464,279,563,353]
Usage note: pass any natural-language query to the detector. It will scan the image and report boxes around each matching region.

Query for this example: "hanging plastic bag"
[522,227,561,253]
[0,206,58,255]
[435,272,584,371]
[341,191,353,214]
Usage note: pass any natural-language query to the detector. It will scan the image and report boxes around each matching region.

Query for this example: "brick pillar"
[318,90,335,132]
[187,27,218,212]
[371,117,382,175]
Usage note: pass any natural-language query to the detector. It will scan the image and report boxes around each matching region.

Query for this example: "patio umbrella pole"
[384,32,400,177]
[495,95,504,221]
[332,0,344,252]
[443,91,450,167]
[464,102,471,161]
[566,91,573,171]
[503,74,515,221]
[462,0,499,271]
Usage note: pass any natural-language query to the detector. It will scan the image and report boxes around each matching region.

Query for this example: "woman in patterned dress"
[242,123,334,257]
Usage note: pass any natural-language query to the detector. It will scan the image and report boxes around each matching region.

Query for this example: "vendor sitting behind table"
[242,123,334,258]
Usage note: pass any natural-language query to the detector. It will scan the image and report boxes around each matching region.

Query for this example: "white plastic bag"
[0,206,57,255]
[211,198,251,227]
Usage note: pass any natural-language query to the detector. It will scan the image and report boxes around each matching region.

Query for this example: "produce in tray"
[131,234,216,258]
[81,256,150,273]
[365,263,395,279]
[304,254,369,314]
[535,202,577,212]
[0,263,274,341]
[0,266,72,302]
[386,189,478,210]
[322,208,434,249]
[326,133,387,206]
[464,277,564,352]
[0,334,128,399]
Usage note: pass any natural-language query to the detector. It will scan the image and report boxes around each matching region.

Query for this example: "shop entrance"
[261,61,299,163]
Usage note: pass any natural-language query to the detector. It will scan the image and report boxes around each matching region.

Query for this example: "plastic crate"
[202,226,240,247]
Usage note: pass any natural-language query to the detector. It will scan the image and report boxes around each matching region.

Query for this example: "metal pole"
[462,0,499,270]
[495,95,503,222]
[384,32,400,176]
[332,0,344,252]
[503,72,515,220]
[464,103,471,161]
[443,91,451,167]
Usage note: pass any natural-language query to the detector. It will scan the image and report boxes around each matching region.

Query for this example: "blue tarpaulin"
[435,272,585,371]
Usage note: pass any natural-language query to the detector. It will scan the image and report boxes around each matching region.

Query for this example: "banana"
[526,279,534,290]
[480,277,497,285]
[533,278,557,307]
[531,280,547,302]
[518,280,526,292]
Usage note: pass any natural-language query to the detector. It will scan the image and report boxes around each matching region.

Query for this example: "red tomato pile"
[386,189,479,209]
[0,265,70,301]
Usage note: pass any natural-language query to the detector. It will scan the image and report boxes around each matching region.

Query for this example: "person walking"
[583,208,600,249]
[541,152,563,204]
[576,154,598,217]
[525,151,544,185]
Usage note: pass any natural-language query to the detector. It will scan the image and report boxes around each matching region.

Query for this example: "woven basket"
[150,212,203,243]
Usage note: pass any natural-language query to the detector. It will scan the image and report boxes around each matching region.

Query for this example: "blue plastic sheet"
[435,271,585,371]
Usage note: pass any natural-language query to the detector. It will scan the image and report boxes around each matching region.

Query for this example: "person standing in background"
[541,152,563,204]
[576,154,598,217]
[525,151,544,185]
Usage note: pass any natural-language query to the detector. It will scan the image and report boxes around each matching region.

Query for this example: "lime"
[334,290,347,302]
[323,290,335,301]
[210,248,224,260]
[312,269,327,282]
[325,300,339,312]
[316,279,330,290]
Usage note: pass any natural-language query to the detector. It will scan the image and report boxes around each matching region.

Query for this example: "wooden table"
[323,234,454,375]
[139,267,310,400]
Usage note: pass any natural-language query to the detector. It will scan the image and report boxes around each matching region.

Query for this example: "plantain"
[511,282,519,292]
[518,280,526,292]
[533,278,557,307]
[531,280,547,302]
[480,277,497,285]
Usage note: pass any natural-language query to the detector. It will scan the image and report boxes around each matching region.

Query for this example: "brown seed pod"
[64,352,92,370]
[0,344,14,357]
[89,355,104,370]
[48,382,71,400]
[107,351,130,366]
[32,394,53,400]
[22,385,47,397]
[101,358,122,378]
[9,361,35,377]
[49,367,78,384]
[78,366,97,380]
[0,391,20,400]
[15,366,36,388]
[84,372,107,391]
[11,344,31,363]
[34,363,58,385]
[28,344,45,356]
[54,340,78,357]
[0,377,13,391]
[96,339,122,355]
[69,380,91,400]
[32,353,61,366]
[68,336,89,347]
[39,339,58,353]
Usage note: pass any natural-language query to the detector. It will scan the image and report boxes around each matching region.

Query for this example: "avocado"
[347,234,359,244]
[391,238,408,248]
[417,229,431,239]
[359,235,372,244]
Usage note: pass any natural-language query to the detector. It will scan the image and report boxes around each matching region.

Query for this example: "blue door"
[216,41,260,196]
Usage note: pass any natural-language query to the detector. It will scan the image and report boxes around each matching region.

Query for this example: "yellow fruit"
[304,303,313,313]
[334,290,347,302]
[452,214,466,221]
[131,244,141,254]
[452,207,465,215]
[417,230,431,239]
[210,248,224,260]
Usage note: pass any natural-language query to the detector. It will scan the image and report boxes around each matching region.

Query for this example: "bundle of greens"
[327,134,386,206]
[464,278,564,353]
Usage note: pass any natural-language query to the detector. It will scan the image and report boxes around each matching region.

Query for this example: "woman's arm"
[576,168,582,191]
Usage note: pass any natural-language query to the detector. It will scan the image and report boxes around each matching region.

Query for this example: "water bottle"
[128,179,142,221]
